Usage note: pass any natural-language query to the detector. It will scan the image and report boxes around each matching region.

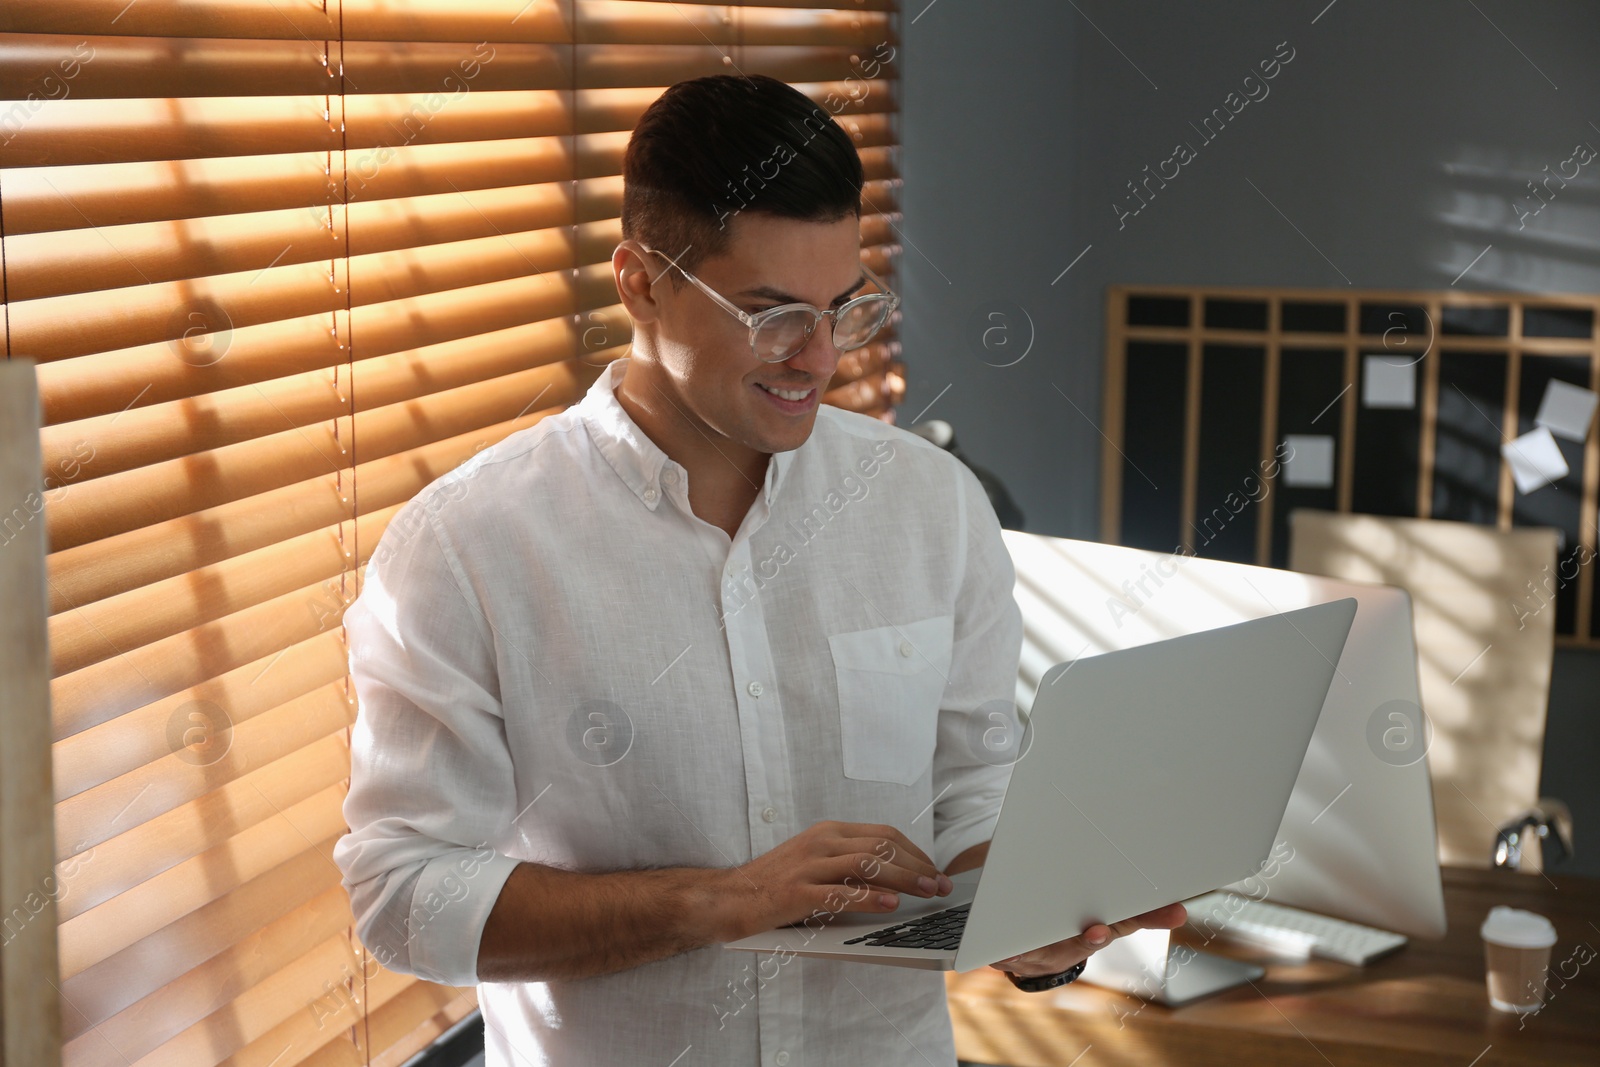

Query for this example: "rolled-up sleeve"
[930,458,1025,871]
[332,496,522,987]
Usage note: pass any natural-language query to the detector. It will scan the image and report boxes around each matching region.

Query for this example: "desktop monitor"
[999,532,1448,997]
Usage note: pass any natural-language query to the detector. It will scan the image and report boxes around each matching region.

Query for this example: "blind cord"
[1,168,11,359]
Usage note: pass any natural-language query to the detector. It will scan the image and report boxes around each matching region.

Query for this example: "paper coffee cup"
[1480,905,1557,1013]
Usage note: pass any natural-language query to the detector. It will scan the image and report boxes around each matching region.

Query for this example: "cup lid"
[1480,905,1557,949]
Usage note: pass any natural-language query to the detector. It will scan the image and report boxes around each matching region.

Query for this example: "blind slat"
[1,0,574,43]
[0,90,574,168]
[0,35,564,100]
[361,987,478,1067]
[3,82,886,169]
[8,181,576,302]
[53,632,349,803]
[62,839,344,1041]
[97,885,356,1067]
[574,45,895,87]
[51,581,349,742]
[56,684,354,855]
[229,965,433,1067]
[116,934,360,1067]
[357,986,477,1067]
[30,276,586,418]
[577,1,892,45]
[38,308,587,475]
[14,249,582,364]
[45,404,567,611]
[0,138,576,235]
[59,784,347,970]
[1,30,892,103]
[4,1,895,42]
[44,360,596,555]
[49,510,382,676]
[52,732,349,909]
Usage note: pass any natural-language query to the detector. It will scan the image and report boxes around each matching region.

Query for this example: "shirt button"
[747,681,764,697]
[775,1053,789,1067]
[899,640,914,657]
[761,806,777,823]
[643,487,658,503]
[662,468,678,485]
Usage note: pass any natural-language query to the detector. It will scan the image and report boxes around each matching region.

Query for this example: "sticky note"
[1363,355,1416,409]
[1282,435,1335,488]
[1502,426,1569,494]
[1534,379,1598,442]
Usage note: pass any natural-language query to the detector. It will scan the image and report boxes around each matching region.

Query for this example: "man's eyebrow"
[738,273,868,306]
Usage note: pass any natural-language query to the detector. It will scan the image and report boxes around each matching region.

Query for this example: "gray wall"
[899,0,1599,876]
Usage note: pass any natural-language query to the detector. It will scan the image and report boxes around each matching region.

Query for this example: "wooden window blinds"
[0,3,902,1064]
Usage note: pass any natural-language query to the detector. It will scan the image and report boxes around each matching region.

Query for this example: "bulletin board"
[1100,285,1600,648]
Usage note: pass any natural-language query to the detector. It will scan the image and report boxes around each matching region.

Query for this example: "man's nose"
[784,319,842,380]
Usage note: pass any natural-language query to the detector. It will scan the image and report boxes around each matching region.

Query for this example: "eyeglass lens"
[752,296,891,361]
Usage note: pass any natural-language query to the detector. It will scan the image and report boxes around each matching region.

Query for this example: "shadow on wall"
[1432,141,1600,293]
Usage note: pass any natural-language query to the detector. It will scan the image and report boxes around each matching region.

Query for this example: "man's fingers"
[990,905,1193,978]
[829,836,946,888]
[1091,902,1188,942]
[823,882,902,914]
[814,853,946,899]
[831,823,939,874]
[991,945,1093,977]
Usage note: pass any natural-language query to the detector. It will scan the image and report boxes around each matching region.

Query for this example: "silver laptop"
[725,598,1357,971]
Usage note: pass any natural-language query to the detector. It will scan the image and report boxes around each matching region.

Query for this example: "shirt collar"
[577,356,799,513]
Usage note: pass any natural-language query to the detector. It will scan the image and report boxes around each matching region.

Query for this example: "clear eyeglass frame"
[630,241,900,363]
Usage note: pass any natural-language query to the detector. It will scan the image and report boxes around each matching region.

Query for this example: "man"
[333,74,1185,1065]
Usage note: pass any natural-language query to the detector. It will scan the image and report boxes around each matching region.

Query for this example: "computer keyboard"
[1184,891,1408,966]
[842,902,971,950]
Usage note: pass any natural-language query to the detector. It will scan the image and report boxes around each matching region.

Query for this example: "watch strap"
[1004,958,1088,993]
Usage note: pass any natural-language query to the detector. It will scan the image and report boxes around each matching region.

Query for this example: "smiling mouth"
[756,382,815,402]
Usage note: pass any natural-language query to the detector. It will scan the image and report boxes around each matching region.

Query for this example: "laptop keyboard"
[841,902,970,951]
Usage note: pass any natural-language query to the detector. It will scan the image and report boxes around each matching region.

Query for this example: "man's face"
[631,211,867,457]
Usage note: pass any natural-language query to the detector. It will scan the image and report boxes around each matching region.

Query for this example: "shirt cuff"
[404,845,523,987]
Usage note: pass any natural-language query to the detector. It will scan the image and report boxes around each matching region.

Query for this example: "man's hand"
[988,902,1189,978]
[721,820,954,942]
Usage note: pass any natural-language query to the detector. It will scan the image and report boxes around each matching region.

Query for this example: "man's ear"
[613,242,662,324]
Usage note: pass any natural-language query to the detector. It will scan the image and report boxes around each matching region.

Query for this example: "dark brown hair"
[621,74,864,284]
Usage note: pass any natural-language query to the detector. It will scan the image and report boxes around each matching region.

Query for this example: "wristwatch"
[1003,958,1088,993]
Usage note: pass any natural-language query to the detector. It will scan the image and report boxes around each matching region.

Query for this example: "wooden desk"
[946,866,1599,1066]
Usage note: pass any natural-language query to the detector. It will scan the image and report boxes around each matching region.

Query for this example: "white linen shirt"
[333,355,1024,1066]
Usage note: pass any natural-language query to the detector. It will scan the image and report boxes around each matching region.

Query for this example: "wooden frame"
[1101,284,1600,648]
[0,360,63,1067]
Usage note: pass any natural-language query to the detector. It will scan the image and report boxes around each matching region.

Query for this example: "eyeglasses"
[631,241,899,363]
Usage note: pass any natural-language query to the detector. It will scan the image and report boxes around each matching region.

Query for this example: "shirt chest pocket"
[828,614,955,786]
